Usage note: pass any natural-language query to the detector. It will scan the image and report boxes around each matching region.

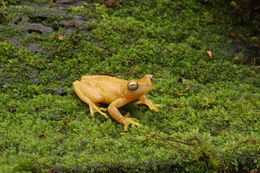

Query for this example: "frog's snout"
[145,74,154,82]
[148,75,153,81]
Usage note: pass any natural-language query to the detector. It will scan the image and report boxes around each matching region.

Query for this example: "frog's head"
[126,74,154,96]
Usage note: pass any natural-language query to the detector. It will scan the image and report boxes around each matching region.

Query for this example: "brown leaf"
[38,133,46,138]
[171,104,182,108]
[58,33,64,40]
[69,37,79,44]
[10,107,17,113]
[230,32,238,38]
[63,120,69,125]
[104,0,119,7]
[249,168,258,173]
[206,50,212,58]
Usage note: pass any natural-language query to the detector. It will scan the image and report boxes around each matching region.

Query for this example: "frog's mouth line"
[138,82,154,85]
[137,82,154,89]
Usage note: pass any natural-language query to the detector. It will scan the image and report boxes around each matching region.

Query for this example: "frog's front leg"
[136,95,160,112]
[73,81,108,118]
[108,98,142,131]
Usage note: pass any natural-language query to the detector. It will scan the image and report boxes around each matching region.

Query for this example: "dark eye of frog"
[127,80,138,91]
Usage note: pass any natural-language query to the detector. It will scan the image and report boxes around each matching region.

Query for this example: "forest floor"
[0,0,259,172]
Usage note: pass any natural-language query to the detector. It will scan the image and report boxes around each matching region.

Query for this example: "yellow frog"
[73,74,160,131]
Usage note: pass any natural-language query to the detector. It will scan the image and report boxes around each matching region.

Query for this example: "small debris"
[63,120,69,125]
[58,33,64,40]
[38,132,46,138]
[206,50,212,58]
[177,78,183,83]
[10,108,17,113]
[171,104,182,108]
[69,37,79,44]
[34,107,40,112]
[230,32,238,38]
[104,0,120,7]
[223,106,229,110]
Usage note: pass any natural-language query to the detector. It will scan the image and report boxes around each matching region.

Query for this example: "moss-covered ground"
[0,0,259,172]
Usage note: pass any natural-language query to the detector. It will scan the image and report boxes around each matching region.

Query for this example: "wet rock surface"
[0,0,95,54]
[60,16,86,28]
[55,0,86,6]
[43,88,68,96]
[24,23,54,34]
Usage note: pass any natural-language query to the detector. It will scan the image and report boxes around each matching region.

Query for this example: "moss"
[0,0,259,172]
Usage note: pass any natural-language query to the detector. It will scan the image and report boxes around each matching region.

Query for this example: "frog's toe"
[151,104,161,112]
[123,117,142,131]
[99,111,109,119]
[99,107,107,111]
[134,100,142,105]
[89,106,96,117]
[89,105,109,118]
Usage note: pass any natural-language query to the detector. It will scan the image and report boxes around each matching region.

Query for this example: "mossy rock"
[0,0,259,172]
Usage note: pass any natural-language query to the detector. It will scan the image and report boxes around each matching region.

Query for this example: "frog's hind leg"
[73,81,108,118]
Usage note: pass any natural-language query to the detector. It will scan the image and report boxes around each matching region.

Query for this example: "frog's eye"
[127,81,138,91]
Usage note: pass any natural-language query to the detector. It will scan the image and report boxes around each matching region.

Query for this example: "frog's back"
[81,75,128,103]
[81,75,126,85]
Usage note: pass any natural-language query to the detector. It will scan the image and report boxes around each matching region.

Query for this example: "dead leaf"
[171,104,184,108]
[69,37,79,44]
[230,32,238,38]
[10,107,17,113]
[58,33,64,40]
[104,0,119,7]
[63,120,69,125]
[206,50,212,58]
[249,168,258,173]
[38,132,45,138]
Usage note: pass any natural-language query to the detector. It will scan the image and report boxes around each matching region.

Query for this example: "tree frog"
[73,74,160,131]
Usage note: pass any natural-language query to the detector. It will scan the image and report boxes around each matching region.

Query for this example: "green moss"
[0,0,259,172]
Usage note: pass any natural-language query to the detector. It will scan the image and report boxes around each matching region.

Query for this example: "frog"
[73,74,160,131]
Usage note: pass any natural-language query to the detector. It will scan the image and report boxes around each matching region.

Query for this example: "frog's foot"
[135,101,161,112]
[149,104,161,112]
[123,116,142,131]
[89,104,108,119]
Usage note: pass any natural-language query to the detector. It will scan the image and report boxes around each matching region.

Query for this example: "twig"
[142,134,194,152]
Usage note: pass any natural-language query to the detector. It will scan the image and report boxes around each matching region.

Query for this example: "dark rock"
[28,11,49,23]
[26,42,50,54]
[54,0,85,6]
[9,37,49,54]
[57,0,76,4]
[59,17,86,28]
[10,23,54,34]
[43,88,68,96]
[9,36,23,48]
[25,23,53,34]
